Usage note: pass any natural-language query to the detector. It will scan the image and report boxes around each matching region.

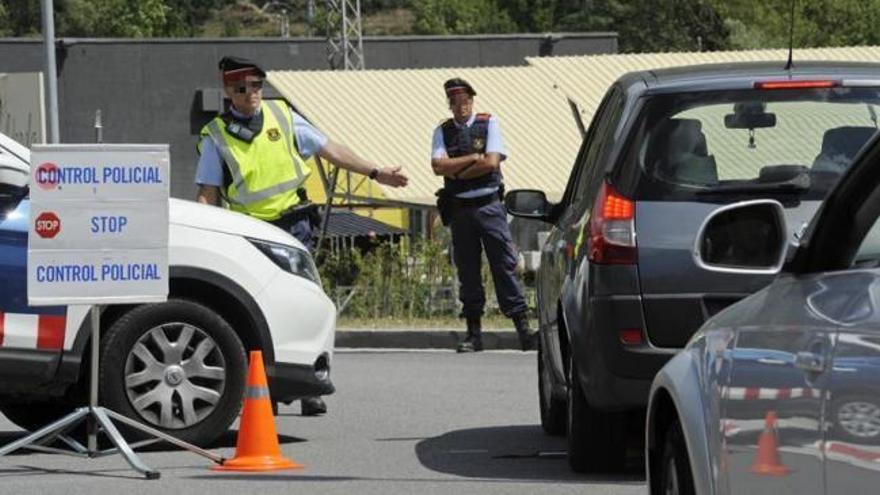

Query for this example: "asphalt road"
[0,350,645,495]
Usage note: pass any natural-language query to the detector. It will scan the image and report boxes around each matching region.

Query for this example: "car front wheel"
[658,419,695,495]
[99,299,247,447]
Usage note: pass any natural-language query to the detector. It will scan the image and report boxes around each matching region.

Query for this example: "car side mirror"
[0,155,29,189]
[504,189,551,220]
[694,199,788,275]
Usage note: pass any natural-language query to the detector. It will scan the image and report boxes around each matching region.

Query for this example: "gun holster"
[435,188,453,227]
[295,188,322,229]
[306,203,321,229]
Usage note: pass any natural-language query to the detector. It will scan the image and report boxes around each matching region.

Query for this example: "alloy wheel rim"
[124,323,226,429]
[665,456,680,495]
[838,401,880,438]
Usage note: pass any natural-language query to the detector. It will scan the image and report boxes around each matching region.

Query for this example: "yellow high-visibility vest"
[199,100,312,220]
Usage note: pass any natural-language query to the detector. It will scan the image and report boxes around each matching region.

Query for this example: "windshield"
[0,133,30,206]
[629,87,880,201]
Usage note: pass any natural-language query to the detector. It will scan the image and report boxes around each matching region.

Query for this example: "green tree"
[164,0,237,37]
[413,0,517,35]
[500,0,731,52]
[803,0,880,46]
[558,0,730,52]
[0,2,10,37]
[53,0,169,37]
[3,0,42,37]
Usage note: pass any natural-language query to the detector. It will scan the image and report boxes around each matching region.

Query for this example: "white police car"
[0,131,335,446]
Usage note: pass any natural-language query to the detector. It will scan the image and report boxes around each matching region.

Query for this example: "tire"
[0,402,76,433]
[99,299,247,447]
[831,395,880,445]
[538,340,566,436]
[657,420,696,495]
[567,356,627,472]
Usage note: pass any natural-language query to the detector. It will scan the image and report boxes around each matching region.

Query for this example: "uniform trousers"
[449,198,527,319]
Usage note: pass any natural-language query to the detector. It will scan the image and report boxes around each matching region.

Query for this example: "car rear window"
[627,87,880,201]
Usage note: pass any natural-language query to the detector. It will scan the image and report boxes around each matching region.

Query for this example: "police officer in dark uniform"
[196,56,408,414]
[431,78,534,352]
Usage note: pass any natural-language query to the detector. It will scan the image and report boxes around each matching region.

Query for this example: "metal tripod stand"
[0,306,224,479]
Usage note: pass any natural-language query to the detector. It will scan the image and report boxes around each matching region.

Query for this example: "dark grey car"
[646,129,880,494]
[506,62,880,472]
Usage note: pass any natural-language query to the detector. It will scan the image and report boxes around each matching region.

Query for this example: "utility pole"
[41,0,59,143]
[316,0,365,255]
[307,0,316,37]
[261,1,290,38]
[325,0,365,70]
[281,8,289,38]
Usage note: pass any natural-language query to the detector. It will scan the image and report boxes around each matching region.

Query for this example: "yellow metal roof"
[527,46,880,120]
[268,67,583,205]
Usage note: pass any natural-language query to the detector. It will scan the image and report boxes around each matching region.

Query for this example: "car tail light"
[754,80,838,90]
[619,328,644,346]
[588,181,637,264]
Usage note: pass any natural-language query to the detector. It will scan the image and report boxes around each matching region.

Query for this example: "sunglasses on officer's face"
[448,95,473,107]
[233,79,264,94]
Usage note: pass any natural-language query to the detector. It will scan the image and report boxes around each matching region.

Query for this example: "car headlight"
[249,238,322,287]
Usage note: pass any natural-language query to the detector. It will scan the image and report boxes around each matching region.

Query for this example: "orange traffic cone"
[214,351,303,471]
[750,410,789,476]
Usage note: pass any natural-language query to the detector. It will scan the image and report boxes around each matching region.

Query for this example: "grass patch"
[338,314,514,330]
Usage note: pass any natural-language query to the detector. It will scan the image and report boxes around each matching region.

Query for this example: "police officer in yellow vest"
[195,56,408,415]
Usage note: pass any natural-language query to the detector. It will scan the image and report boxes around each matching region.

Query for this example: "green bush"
[319,238,535,320]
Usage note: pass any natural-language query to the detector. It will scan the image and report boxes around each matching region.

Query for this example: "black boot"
[457,316,483,353]
[512,312,536,351]
[301,396,327,416]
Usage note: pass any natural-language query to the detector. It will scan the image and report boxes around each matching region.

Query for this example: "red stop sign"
[35,212,61,239]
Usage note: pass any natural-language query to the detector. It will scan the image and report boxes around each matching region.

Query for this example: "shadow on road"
[415,424,645,484]
[0,428,304,455]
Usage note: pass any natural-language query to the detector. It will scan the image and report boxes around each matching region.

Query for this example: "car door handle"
[757,358,787,365]
[794,351,826,373]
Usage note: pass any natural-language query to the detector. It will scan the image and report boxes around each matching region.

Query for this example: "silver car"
[645,128,880,493]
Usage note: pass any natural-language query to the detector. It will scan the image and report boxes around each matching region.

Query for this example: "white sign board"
[27,144,170,306]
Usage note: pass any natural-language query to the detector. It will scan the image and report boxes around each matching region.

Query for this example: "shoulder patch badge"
[267,128,281,141]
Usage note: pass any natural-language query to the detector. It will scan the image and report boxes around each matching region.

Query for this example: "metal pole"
[356,0,364,69]
[307,0,315,36]
[87,120,101,452]
[94,110,102,144]
[88,305,100,452]
[342,0,349,70]
[41,0,60,143]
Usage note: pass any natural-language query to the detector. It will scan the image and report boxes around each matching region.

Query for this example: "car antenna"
[784,0,796,71]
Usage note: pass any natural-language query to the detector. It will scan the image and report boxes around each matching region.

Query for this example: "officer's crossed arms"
[431,150,501,180]
[431,90,501,181]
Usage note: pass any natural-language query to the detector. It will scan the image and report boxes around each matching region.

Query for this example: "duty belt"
[271,203,314,227]
[449,191,501,209]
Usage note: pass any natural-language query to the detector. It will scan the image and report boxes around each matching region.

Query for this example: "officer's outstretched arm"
[455,152,500,180]
[319,140,408,187]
